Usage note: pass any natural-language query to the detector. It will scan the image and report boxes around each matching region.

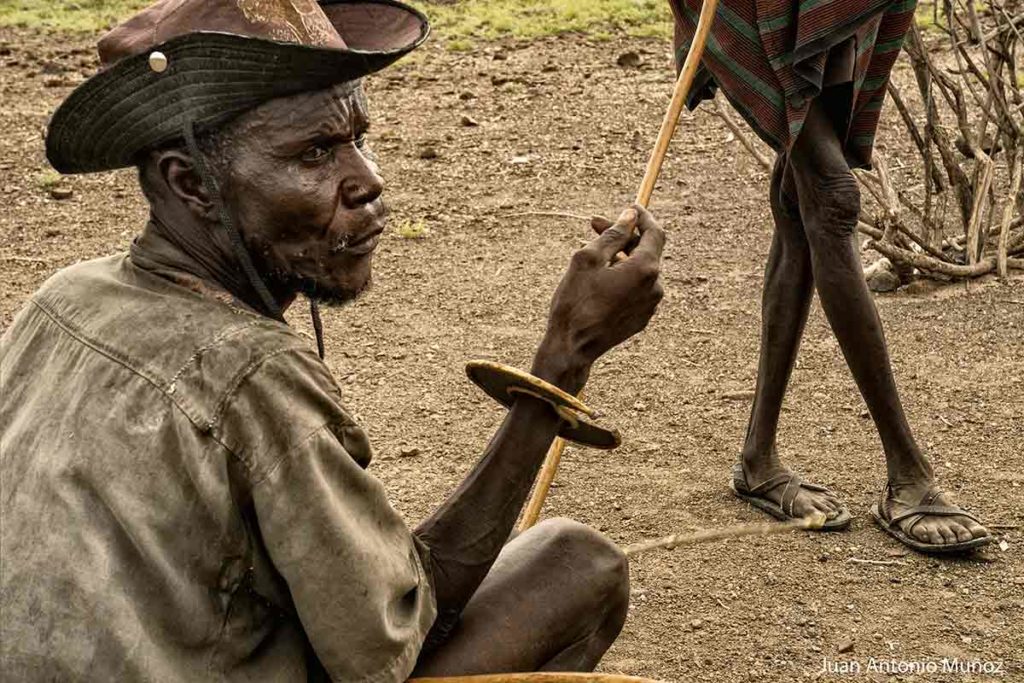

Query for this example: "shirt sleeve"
[226,348,436,683]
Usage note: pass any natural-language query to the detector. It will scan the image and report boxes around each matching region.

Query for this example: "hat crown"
[98,0,346,67]
[47,0,429,174]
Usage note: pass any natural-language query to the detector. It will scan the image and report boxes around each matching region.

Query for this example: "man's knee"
[770,156,803,229]
[800,169,861,243]
[534,518,630,608]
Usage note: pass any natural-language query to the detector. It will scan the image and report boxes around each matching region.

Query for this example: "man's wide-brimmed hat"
[46,0,429,174]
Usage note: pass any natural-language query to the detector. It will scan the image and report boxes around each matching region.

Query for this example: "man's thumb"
[592,208,637,259]
[590,215,614,235]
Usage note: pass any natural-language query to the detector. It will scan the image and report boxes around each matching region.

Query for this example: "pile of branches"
[718,0,1024,284]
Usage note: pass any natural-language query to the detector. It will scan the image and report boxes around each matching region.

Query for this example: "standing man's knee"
[798,168,860,245]
[770,156,803,227]
[790,98,861,246]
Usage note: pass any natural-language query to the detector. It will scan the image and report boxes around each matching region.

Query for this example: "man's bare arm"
[414,206,666,645]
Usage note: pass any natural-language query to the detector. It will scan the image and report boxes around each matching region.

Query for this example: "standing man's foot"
[731,460,852,529]
[871,481,993,554]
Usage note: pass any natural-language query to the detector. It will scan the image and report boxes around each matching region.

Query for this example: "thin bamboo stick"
[518,0,721,532]
[623,514,825,557]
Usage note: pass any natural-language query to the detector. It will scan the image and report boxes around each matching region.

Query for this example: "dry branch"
[868,238,1024,278]
[0,255,51,265]
[712,96,772,171]
[998,151,1024,277]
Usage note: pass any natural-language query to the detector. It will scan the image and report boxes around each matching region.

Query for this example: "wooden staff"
[519,0,721,532]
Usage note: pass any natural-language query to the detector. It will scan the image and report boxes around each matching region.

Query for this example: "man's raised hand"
[532,205,666,395]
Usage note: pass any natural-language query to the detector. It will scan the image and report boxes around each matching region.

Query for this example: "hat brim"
[46,0,429,174]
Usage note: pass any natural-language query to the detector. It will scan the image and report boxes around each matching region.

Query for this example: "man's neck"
[131,208,296,317]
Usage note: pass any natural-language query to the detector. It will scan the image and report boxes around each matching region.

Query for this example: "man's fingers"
[591,208,637,261]
[593,214,643,259]
[625,205,666,265]
[590,215,614,234]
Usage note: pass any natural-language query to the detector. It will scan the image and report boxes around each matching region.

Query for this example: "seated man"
[0,1,665,680]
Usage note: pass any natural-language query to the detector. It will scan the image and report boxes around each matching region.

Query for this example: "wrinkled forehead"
[233,81,369,141]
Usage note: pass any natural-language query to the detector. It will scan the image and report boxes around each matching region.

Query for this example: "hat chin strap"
[183,119,326,359]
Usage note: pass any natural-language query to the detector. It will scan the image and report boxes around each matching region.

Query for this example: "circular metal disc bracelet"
[465,361,621,450]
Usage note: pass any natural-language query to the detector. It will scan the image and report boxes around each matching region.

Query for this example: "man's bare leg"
[738,156,844,522]
[787,94,989,547]
[412,518,629,676]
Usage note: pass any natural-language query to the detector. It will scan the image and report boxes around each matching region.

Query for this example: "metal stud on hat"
[148,51,168,73]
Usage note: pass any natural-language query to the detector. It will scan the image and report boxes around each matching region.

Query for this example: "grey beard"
[294,272,371,307]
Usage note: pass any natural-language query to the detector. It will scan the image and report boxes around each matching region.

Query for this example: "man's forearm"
[414,346,585,639]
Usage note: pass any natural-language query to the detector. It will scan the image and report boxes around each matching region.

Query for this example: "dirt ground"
[2,25,1022,683]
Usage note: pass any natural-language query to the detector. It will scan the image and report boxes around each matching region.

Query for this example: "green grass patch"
[1,0,671,42]
[445,37,474,52]
[914,0,948,31]
[395,218,430,239]
[34,170,63,189]
[0,0,147,32]
[915,0,989,32]
[412,0,671,42]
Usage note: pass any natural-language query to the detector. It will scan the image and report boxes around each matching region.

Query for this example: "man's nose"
[341,150,384,208]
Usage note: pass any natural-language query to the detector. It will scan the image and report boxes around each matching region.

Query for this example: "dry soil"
[1,27,1022,683]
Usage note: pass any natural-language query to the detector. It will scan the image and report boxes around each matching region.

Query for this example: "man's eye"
[302,145,331,162]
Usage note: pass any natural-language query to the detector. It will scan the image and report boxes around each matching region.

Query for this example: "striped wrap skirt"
[669,0,918,168]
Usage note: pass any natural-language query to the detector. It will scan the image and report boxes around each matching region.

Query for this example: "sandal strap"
[921,487,944,507]
[780,474,803,518]
[732,462,788,494]
[746,471,796,495]
[734,463,833,501]
[731,462,747,491]
[888,505,982,527]
[882,484,983,535]
[734,463,837,518]
[879,481,920,517]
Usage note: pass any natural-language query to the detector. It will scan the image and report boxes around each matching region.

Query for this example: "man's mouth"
[333,225,384,256]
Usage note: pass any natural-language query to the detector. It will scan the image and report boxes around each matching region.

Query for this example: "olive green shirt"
[0,255,436,682]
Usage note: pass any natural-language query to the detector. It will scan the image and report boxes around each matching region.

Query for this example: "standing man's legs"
[737,155,845,522]
[734,35,988,548]
[412,518,629,676]
[784,93,989,547]
[734,39,859,526]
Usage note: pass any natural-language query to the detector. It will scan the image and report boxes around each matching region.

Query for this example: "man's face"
[219,82,384,305]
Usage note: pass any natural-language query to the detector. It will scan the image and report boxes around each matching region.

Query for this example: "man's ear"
[156,150,218,222]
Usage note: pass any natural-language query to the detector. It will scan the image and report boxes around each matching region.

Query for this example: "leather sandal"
[870,483,994,554]
[731,462,851,530]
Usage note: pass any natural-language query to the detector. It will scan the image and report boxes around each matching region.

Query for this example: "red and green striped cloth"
[669,0,917,168]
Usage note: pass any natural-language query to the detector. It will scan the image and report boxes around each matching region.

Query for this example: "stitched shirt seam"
[207,346,315,430]
[29,297,244,467]
[250,423,335,489]
[166,319,268,388]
